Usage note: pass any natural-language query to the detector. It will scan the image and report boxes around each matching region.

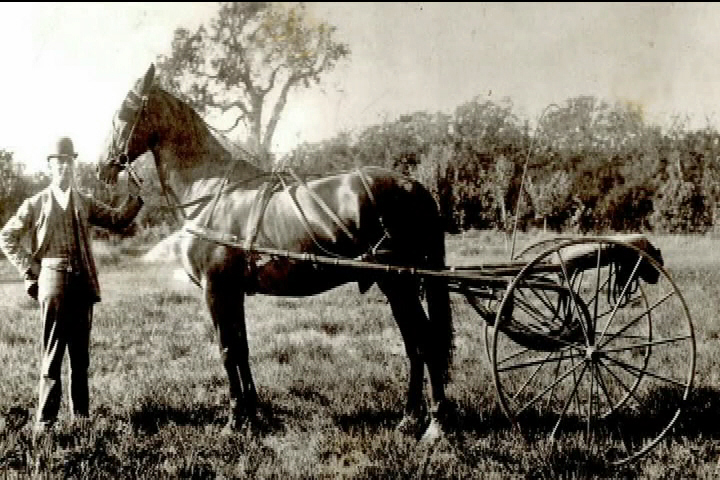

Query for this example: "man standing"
[0,136,143,434]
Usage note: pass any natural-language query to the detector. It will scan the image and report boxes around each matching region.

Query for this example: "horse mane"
[149,86,266,177]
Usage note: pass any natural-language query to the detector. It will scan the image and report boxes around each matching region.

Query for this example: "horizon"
[2,2,719,174]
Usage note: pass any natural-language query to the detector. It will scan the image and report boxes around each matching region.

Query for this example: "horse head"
[98,64,156,186]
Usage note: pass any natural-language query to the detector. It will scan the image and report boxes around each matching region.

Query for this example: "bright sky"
[2,2,720,174]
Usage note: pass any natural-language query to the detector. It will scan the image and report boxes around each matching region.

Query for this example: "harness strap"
[140,172,275,218]
[201,160,242,230]
[243,173,281,250]
[287,168,357,243]
[284,183,345,258]
[355,167,392,253]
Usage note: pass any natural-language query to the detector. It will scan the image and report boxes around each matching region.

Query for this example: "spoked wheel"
[476,236,575,363]
[465,286,504,362]
[490,237,695,465]
[471,237,576,363]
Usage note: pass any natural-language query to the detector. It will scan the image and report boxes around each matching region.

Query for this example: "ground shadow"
[671,385,720,438]
[128,399,288,436]
[443,399,513,436]
[0,405,31,432]
[128,403,225,434]
[439,386,720,477]
[332,407,404,433]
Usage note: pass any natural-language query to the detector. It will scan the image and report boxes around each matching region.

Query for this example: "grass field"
[0,230,718,478]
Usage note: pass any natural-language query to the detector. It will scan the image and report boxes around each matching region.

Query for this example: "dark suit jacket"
[0,186,143,302]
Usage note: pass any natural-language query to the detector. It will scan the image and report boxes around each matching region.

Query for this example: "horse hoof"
[221,415,249,435]
[396,414,427,437]
[419,417,444,445]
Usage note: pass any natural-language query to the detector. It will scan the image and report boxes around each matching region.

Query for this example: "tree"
[541,96,645,156]
[284,131,357,173]
[526,170,573,232]
[492,154,515,229]
[156,2,350,166]
[354,111,452,174]
[452,97,524,164]
[0,149,32,227]
[650,161,711,233]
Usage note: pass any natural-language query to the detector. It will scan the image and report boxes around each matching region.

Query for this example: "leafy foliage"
[281,94,719,234]
[0,150,30,227]
[155,2,350,164]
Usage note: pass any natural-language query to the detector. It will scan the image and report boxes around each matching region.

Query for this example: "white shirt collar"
[51,183,73,210]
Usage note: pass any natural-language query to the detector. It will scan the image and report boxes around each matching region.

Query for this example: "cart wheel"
[491,237,695,465]
[511,235,577,260]
[465,289,502,362]
[467,238,571,363]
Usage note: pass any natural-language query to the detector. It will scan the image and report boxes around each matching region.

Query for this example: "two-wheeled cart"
[187,225,695,465]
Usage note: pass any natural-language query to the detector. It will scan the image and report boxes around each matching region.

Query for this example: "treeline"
[1,94,718,238]
[285,95,719,234]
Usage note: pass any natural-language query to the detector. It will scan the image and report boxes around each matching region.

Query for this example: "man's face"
[48,156,75,187]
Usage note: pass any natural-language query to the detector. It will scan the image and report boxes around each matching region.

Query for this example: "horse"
[97,64,454,441]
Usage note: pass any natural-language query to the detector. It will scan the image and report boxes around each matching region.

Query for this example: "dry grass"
[0,231,718,478]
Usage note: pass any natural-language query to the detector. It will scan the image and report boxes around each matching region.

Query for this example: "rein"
[125,158,389,260]
[103,88,389,259]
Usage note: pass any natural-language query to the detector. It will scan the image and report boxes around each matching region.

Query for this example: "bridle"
[103,90,194,221]
[106,90,148,187]
[102,89,262,224]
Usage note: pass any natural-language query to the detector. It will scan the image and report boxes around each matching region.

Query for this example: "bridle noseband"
[107,92,148,186]
[104,91,196,222]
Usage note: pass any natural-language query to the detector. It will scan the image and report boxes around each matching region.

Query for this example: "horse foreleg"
[204,279,257,432]
[232,299,258,413]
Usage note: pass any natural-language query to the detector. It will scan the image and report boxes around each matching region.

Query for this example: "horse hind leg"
[378,279,431,437]
[204,277,258,432]
[380,273,453,442]
[418,274,454,444]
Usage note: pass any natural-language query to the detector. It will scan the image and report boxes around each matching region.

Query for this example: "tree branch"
[259,66,282,96]
[206,99,251,118]
[210,113,247,134]
[262,74,297,151]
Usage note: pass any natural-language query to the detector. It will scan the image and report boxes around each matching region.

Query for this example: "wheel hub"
[585,345,599,362]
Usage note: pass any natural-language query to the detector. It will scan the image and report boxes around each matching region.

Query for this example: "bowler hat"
[47,137,78,160]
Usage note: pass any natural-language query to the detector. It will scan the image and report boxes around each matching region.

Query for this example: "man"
[0,136,143,434]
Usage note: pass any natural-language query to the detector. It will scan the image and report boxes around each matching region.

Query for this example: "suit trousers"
[36,262,93,427]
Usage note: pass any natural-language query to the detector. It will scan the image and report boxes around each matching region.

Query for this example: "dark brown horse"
[97,64,454,441]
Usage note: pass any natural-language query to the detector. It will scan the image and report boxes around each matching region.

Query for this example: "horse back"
[178,166,444,295]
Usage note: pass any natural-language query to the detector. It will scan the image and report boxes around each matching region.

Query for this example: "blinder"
[107,93,148,182]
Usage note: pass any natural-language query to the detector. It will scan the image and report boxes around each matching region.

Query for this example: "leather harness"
[200,166,392,261]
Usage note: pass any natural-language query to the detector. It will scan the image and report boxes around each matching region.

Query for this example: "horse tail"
[424,225,454,384]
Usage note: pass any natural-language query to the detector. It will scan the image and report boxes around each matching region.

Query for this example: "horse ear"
[141,64,156,94]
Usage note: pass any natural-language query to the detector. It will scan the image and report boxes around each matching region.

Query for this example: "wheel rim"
[491,237,695,465]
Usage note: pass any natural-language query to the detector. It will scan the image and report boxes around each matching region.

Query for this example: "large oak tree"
[156,2,350,166]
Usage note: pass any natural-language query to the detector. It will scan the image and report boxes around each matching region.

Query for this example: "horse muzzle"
[97,158,124,185]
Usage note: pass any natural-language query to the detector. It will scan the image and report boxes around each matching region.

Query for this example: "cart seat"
[553,234,663,284]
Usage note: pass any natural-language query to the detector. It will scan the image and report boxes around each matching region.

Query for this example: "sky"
[1,2,720,174]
